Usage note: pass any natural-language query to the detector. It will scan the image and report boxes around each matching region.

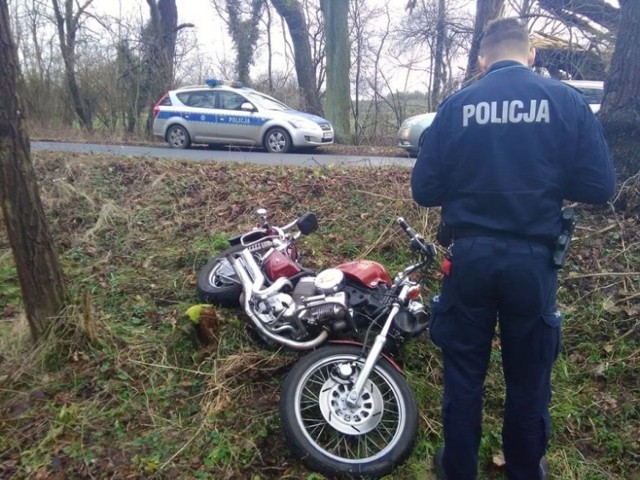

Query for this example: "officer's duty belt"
[453,227,555,248]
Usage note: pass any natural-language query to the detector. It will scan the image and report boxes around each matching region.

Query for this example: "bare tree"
[370,6,392,138]
[530,0,614,79]
[262,3,274,91]
[51,0,95,130]
[349,0,400,143]
[270,0,323,115]
[210,0,265,85]
[538,0,620,33]
[432,0,446,107]
[535,0,637,174]
[142,0,192,133]
[0,0,67,341]
[17,1,58,125]
[406,0,449,107]
[116,39,141,134]
[350,0,367,142]
[399,0,473,110]
[464,0,506,84]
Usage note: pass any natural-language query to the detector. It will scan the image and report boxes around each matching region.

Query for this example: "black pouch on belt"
[436,221,452,248]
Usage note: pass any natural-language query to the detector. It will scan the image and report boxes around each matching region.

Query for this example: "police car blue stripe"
[218,115,268,126]
[157,111,182,120]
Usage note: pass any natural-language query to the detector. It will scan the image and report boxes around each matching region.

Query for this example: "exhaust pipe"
[231,250,329,350]
[238,249,293,299]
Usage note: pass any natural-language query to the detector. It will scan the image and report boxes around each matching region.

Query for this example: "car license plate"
[323,132,332,139]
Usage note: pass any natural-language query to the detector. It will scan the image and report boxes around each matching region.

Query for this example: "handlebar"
[259,211,318,237]
[396,217,437,260]
[281,218,298,233]
[397,217,418,238]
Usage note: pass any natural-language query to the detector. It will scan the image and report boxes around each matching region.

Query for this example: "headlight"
[401,118,420,129]
[288,119,319,130]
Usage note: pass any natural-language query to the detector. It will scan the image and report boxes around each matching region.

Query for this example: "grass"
[0,151,638,479]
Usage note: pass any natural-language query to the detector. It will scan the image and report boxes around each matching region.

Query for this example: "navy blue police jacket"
[411,60,616,243]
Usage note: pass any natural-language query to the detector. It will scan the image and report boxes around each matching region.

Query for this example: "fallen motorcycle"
[197,209,436,478]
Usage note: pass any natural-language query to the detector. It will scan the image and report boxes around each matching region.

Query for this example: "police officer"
[411,17,615,480]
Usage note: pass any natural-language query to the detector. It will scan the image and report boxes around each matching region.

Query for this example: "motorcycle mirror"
[296,212,318,235]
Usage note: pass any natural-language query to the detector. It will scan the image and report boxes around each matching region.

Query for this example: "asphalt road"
[32,141,415,168]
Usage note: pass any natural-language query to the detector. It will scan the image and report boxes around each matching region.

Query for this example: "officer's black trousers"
[430,236,562,480]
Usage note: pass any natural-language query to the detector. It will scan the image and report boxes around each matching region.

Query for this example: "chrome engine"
[256,274,348,328]
[230,250,349,349]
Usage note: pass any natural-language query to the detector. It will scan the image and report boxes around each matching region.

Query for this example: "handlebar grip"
[396,217,418,238]
[397,217,437,260]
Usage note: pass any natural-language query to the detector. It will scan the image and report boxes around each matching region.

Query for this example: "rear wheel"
[264,127,292,153]
[197,245,245,306]
[167,124,191,149]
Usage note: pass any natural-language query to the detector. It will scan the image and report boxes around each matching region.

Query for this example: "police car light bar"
[205,78,244,88]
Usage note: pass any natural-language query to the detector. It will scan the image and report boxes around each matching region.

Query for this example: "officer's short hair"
[479,17,530,59]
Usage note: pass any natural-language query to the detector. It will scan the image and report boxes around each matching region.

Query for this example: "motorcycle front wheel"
[197,244,245,306]
[280,345,418,479]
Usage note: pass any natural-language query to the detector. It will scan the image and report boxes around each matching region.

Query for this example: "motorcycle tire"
[197,244,246,306]
[280,345,418,479]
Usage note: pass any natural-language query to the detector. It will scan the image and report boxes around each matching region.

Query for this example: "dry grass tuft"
[201,350,291,417]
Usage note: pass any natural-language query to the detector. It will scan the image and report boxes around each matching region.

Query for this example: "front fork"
[345,284,410,407]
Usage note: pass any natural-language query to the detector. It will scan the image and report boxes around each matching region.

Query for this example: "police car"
[152,79,334,153]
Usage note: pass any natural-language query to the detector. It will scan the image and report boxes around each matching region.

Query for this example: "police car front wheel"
[167,125,191,149]
[265,127,292,153]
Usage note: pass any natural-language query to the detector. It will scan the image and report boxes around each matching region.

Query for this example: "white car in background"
[563,80,604,113]
[397,79,604,157]
[396,112,437,157]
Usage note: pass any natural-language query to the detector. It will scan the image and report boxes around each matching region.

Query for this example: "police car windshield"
[245,92,289,111]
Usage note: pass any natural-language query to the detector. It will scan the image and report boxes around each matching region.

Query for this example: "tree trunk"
[145,0,178,133]
[265,3,273,91]
[431,0,447,107]
[0,0,67,341]
[464,0,505,84]
[270,0,323,116]
[598,0,640,177]
[320,0,351,143]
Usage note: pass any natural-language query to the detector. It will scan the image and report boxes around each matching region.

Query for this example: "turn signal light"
[407,285,421,300]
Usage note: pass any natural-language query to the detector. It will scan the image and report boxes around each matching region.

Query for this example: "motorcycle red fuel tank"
[263,249,302,281]
[336,260,392,288]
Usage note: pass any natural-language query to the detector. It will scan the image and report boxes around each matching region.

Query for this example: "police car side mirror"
[241,102,255,112]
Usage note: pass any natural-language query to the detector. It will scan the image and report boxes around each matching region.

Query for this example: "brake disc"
[318,373,384,435]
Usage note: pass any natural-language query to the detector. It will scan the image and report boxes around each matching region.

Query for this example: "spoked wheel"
[197,245,245,306]
[280,345,418,478]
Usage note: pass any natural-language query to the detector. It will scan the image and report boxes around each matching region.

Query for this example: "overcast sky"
[93,0,223,51]
[85,0,619,91]
[90,0,413,89]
